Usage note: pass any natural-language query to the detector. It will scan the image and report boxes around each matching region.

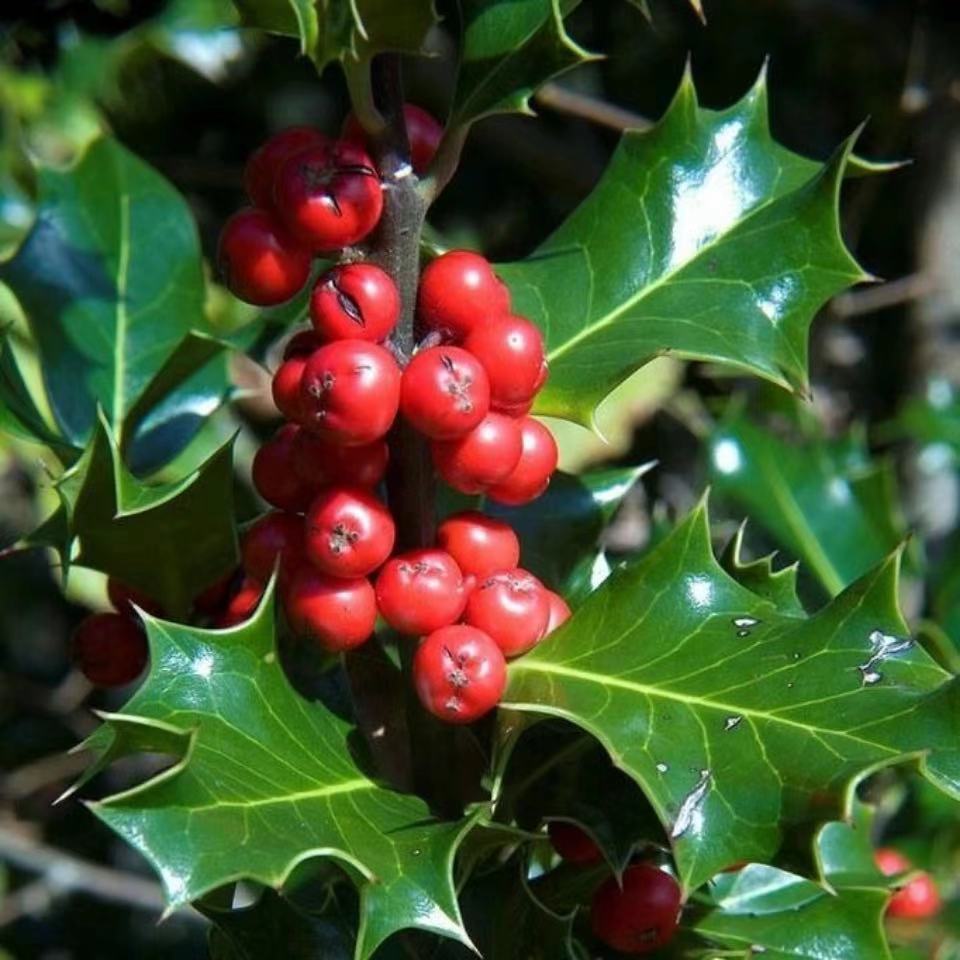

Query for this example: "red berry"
[272,356,307,422]
[375,549,468,635]
[401,346,490,439]
[193,568,240,615]
[218,207,311,306]
[342,104,443,175]
[875,849,942,920]
[305,486,395,578]
[283,329,321,359]
[413,624,506,724]
[488,417,558,506]
[432,413,522,494]
[310,263,399,343]
[548,822,602,864]
[72,613,148,687]
[293,431,389,489]
[417,250,511,340]
[241,511,306,583]
[244,126,327,210]
[436,511,520,578]
[217,576,265,627]
[590,864,682,955]
[544,590,572,633]
[299,339,401,445]
[464,314,546,411]
[464,568,550,657]
[284,565,376,652]
[252,424,316,512]
[276,140,382,251]
[107,579,164,618]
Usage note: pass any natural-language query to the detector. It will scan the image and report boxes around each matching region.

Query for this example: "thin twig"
[831,273,932,318]
[534,83,653,132]
[1,749,90,801]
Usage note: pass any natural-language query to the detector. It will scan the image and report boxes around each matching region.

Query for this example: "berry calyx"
[487,417,558,506]
[217,576,265,627]
[590,864,682,955]
[413,624,506,724]
[284,565,377,652]
[417,250,511,341]
[252,424,316,512]
[244,126,327,210]
[342,104,442,176]
[218,207,311,306]
[272,356,308,422]
[401,346,491,439]
[437,511,521,578]
[72,613,148,687]
[875,848,942,920]
[544,590,572,633]
[299,339,401,445]
[107,579,164,618]
[432,412,523,494]
[375,549,468,635]
[464,568,550,657]
[305,486,395,578]
[241,511,306,583]
[464,314,546,411]
[310,263,400,343]
[293,431,389,489]
[548,822,602,864]
[276,140,383,251]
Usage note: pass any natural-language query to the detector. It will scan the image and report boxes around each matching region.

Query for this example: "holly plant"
[1,2,957,959]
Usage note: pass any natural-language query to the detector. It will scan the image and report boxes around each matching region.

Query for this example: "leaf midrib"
[168,776,378,814]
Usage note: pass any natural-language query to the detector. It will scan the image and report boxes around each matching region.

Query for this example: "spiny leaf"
[720,523,804,616]
[499,68,869,426]
[82,590,477,960]
[503,496,959,891]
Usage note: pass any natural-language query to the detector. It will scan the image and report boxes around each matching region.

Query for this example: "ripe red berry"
[432,413,522,494]
[437,511,521,578]
[293,431,389,489]
[413,624,506,724]
[299,339,401,445]
[375,549,468,635]
[548,822,602,864]
[590,864,682,955]
[107,579,164,618]
[464,568,550,657]
[487,417,558,506]
[241,511,306,583]
[875,848,942,920]
[276,140,382,251]
[417,250,511,341]
[310,263,399,342]
[218,207,311,306]
[252,424,316,512]
[217,576,265,627]
[342,104,442,175]
[544,590,572,634]
[193,568,241,615]
[305,486,395,578]
[284,565,377,652]
[244,126,327,210]
[401,346,490,439]
[272,357,307,422]
[284,329,321,359]
[464,314,546,411]
[72,613,148,687]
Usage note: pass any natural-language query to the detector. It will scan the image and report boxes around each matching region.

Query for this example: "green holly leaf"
[499,68,869,426]
[81,590,476,960]
[502,496,959,891]
[708,406,905,597]
[720,523,804,616]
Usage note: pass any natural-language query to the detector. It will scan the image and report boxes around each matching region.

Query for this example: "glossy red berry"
[464,568,550,657]
[244,126,327,210]
[342,104,442,176]
[417,250,511,341]
[413,624,506,724]
[436,511,521,578]
[488,417,558,506]
[276,140,382,251]
[293,431,389,489]
[193,568,241,615]
[875,849,942,920]
[544,590,572,634]
[107,579,164,618]
[401,346,490,439]
[217,576,265,627]
[252,424,316,512]
[299,339,401,445]
[590,864,682,955]
[241,511,306,583]
[464,314,546,411]
[548,822,602,864]
[272,357,306,422]
[432,413,522,494]
[375,549,468,636]
[284,565,376,652]
[72,613,148,687]
[305,486,395,578]
[310,263,399,343]
[218,207,311,306]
